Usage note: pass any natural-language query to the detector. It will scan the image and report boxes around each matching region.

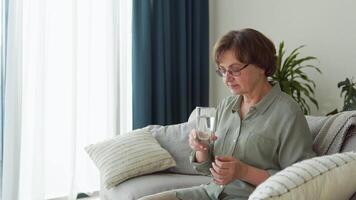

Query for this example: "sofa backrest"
[305,112,356,155]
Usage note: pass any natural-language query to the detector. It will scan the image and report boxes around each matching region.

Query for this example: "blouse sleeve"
[189,144,214,175]
[276,110,316,172]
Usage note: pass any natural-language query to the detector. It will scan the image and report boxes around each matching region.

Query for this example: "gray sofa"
[100,109,356,200]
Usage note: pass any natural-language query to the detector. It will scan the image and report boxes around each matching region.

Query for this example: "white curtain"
[2,0,23,199]
[2,0,132,199]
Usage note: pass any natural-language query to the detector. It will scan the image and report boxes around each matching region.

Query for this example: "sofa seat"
[100,173,211,200]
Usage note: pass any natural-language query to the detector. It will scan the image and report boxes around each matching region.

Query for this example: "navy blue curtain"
[132,0,209,129]
[1,0,9,195]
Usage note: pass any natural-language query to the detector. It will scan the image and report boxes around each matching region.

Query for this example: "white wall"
[209,0,356,115]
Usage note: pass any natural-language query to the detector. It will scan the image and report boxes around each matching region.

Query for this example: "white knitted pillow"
[85,129,176,189]
[249,152,356,200]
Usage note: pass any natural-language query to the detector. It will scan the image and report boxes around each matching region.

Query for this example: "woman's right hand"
[188,129,217,152]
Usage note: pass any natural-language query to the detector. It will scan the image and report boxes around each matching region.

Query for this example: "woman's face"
[218,50,266,95]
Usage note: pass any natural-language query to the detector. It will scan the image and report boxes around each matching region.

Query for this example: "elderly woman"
[140,28,316,200]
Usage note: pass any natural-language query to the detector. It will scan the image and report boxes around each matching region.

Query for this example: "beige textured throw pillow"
[85,129,176,189]
[249,152,356,200]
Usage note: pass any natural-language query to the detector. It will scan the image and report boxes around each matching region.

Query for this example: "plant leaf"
[272,41,322,114]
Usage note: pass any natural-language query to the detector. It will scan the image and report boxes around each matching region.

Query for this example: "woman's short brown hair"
[213,28,277,76]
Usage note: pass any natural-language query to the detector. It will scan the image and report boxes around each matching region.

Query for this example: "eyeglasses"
[215,63,249,77]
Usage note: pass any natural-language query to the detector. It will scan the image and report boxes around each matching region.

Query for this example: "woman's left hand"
[209,156,246,185]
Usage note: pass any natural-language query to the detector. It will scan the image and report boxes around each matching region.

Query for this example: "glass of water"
[196,107,215,144]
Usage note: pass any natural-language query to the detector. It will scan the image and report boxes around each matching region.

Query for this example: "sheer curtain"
[0,0,8,195]
[2,0,23,199]
[2,0,132,199]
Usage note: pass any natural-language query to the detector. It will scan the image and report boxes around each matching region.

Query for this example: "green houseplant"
[326,77,356,115]
[271,42,322,114]
[338,77,356,111]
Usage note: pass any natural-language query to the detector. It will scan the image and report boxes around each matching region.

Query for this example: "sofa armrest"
[341,125,356,152]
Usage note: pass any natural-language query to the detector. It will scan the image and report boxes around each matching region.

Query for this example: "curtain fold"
[0,0,10,196]
[2,0,23,199]
[132,0,209,129]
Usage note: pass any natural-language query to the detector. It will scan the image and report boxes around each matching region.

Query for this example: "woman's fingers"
[211,162,229,178]
[190,140,207,151]
[215,156,235,168]
[212,162,228,174]
[211,156,239,185]
[210,168,227,185]
[189,129,208,151]
[210,133,218,142]
[213,178,226,185]
[209,167,222,179]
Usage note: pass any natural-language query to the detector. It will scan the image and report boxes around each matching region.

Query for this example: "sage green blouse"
[178,84,315,200]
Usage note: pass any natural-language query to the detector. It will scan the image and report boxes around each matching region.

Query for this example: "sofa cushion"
[101,173,211,200]
[147,120,200,175]
[249,152,356,200]
[85,129,176,189]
